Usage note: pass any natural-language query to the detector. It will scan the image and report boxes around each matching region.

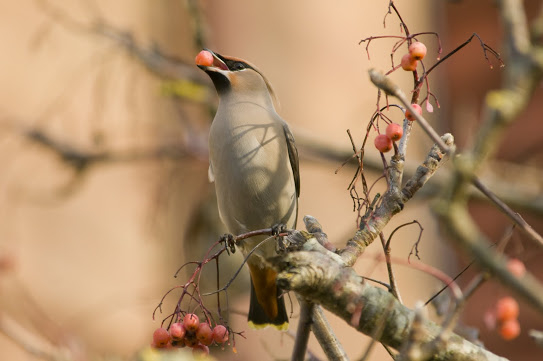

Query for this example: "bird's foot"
[219,233,236,254]
[271,223,287,237]
[271,223,289,253]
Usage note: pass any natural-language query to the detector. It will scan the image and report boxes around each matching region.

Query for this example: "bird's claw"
[271,223,289,253]
[271,223,287,237]
[220,233,236,254]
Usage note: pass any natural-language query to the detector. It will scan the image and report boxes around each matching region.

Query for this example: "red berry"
[374,134,393,153]
[499,319,521,340]
[169,322,186,340]
[183,313,200,332]
[152,327,171,348]
[212,325,229,344]
[400,53,418,71]
[408,42,427,60]
[496,296,519,322]
[405,104,422,121]
[507,258,526,277]
[196,323,213,346]
[385,123,403,142]
[195,50,214,67]
[192,343,210,356]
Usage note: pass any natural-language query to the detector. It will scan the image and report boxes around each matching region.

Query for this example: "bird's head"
[196,49,276,103]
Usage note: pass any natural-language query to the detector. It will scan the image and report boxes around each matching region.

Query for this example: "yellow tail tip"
[248,320,289,331]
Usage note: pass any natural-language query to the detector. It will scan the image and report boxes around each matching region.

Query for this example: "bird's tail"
[247,265,289,330]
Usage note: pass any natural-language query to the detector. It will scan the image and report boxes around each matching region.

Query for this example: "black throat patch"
[205,70,231,94]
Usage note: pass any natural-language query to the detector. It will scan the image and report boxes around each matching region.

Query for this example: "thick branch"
[272,248,508,361]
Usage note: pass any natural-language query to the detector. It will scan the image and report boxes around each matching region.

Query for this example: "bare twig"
[35,0,211,100]
[436,201,543,314]
[341,132,454,265]
[295,128,543,215]
[472,178,542,247]
[369,69,450,153]
[311,306,349,361]
[291,298,313,361]
[379,232,403,303]
[369,69,543,246]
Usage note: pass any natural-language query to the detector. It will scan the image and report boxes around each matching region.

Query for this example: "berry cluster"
[374,41,428,154]
[374,123,403,153]
[400,41,427,71]
[152,313,229,356]
[494,296,521,341]
[373,102,424,153]
[483,259,526,341]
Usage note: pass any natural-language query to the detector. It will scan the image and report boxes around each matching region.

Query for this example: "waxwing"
[197,49,300,330]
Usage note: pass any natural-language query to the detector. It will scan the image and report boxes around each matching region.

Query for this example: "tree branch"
[291,298,313,361]
[271,241,508,361]
[340,133,454,265]
[368,69,543,247]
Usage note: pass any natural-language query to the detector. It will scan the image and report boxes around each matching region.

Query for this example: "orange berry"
[496,296,519,322]
[507,258,526,277]
[183,313,200,332]
[385,123,403,141]
[152,327,171,348]
[499,319,521,340]
[169,322,186,340]
[195,50,214,67]
[374,134,393,153]
[212,324,229,344]
[400,53,418,71]
[408,42,427,60]
[196,323,213,346]
[405,104,422,121]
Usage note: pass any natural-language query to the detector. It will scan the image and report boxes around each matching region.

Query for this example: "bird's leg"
[219,233,236,254]
[271,223,288,253]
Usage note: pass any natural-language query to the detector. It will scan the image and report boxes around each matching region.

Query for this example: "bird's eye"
[233,62,245,71]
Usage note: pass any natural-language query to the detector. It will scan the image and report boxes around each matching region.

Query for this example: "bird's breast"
[209,103,297,234]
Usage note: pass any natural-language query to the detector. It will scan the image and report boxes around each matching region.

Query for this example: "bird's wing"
[282,123,300,197]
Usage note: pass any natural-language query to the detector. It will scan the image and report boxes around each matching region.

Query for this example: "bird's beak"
[198,49,229,72]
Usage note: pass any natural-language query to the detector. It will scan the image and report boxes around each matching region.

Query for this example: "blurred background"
[0,0,541,360]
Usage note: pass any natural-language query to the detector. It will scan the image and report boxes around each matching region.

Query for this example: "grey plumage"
[199,50,299,329]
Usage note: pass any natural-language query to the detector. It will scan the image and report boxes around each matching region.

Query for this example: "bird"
[196,49,299,330]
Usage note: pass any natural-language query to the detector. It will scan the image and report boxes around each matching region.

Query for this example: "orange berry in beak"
[195,50,214,67]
